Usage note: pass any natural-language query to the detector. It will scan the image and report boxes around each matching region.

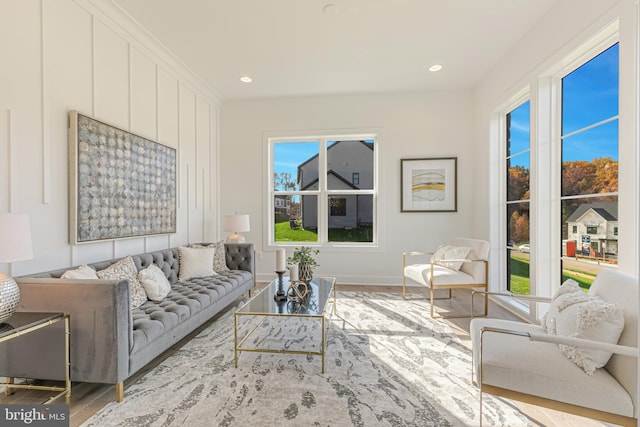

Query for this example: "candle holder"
[274,270,288,301]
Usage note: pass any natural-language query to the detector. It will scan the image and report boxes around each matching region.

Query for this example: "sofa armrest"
[225,243,254,275]
[7,277,131,384]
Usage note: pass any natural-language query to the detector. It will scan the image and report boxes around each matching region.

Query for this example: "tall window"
[506,101,531,294]
[560,43,618,290]
[270,137,376,245]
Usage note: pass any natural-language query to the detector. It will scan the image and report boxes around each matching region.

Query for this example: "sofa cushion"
[138,264,172,302]
[97,256,147,308]
[178,246,216,281]
[130,270,252,354]
[61,264,98,279]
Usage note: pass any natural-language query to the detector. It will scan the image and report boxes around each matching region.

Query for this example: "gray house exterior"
[297,141,373,230]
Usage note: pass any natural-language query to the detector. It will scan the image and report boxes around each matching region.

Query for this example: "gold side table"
[1,312,71,404]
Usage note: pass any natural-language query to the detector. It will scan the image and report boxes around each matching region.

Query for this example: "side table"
[0,312,71,404]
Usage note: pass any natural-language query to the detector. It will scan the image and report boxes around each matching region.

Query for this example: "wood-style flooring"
[1,284,605,427]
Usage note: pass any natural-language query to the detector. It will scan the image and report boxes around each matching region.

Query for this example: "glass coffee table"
[234,276,336,373]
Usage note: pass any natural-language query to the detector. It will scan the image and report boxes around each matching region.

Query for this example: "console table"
[1,312,71,403]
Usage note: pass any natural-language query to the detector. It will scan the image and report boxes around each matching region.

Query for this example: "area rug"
[82,292,533,426]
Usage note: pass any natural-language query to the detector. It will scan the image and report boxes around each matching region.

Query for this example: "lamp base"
[226,233,246,243]
[0,274,20,323]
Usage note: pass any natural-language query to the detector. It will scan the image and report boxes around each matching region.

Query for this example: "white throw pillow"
[61,264,98,280]
[178,246,216,281]
[430,245,471,271]
[555,295,625,375]
[541,278,584,332]
[96,256,148,308]
[138,264,172,302]
[191,241,229,272]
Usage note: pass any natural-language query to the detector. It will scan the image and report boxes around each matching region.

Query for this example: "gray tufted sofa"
[0,243,254,402]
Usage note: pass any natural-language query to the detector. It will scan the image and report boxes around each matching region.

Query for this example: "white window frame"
[491,22,621,321]
[265,132,380,251]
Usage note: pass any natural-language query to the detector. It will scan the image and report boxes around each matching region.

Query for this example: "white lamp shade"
[0,213,33,263]
[223,214,250,233]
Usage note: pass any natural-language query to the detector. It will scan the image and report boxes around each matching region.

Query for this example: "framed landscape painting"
[401,157,457,212]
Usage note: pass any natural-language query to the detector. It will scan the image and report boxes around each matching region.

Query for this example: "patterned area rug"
[82,292,532,426]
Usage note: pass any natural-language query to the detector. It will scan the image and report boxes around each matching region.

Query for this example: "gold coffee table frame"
[1,312,71,404]
[234,276,336,373]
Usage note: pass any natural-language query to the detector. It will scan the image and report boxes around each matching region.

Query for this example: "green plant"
[287,246,320,268]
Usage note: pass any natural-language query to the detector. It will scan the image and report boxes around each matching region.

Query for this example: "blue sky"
[273,142,319,190]
[509,43,619,167]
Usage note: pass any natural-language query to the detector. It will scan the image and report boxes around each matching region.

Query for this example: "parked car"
[518,243,530,253]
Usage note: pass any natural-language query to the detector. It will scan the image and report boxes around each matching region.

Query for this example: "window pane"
[507,248,530,295]
[561,196,617,290]
[507,202,529,248]
[562,44,619,135]
[507,101,530,155]
[507,153,530,201]
[327,195,373,243]
[561,121,618,197]
[274,142,319,191]
[327,140,374,190]
[274,195,318,242]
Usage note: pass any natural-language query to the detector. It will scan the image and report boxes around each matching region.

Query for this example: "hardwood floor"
[1,284,605,427]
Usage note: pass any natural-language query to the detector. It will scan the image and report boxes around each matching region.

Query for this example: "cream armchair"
[470,270,638,426]
[402,237,489,318]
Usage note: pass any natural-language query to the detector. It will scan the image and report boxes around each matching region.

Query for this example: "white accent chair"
[470,270,638,426]
[402,237,489,318]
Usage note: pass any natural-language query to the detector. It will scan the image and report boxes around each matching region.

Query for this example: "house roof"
[566,201,618,223]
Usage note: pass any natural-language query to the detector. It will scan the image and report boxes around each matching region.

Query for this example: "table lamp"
[0,213,33,322]
[223,214,250,243]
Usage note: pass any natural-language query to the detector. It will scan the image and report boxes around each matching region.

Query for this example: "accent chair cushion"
[404,263,474,288]
[542,278,625,375]
[61,264,98,280]
[430,245,471,271]
[470,317,634,417]
[97,255,148,308]
[178,246,216,281]
[138,264,172,302]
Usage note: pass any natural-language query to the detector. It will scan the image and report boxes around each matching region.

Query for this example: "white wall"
[221,91,475,284]
[472,0,639,288]
[0,0,221,276]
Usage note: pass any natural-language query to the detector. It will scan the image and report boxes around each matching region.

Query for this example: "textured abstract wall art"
[69,111,177,243]
[401,157,457,212]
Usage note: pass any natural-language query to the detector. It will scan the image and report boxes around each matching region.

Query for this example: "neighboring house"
[274,194,291,222]
[298,141,374,230]
[566,202,618,256]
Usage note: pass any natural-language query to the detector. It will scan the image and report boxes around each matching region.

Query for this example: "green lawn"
[274,221,373,242]
[274,221,318,242]
[509,254,595,294]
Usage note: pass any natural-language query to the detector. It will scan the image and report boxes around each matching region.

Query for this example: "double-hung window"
[505,100,531,295]
[269,135,377,246]
[560,43,618,285]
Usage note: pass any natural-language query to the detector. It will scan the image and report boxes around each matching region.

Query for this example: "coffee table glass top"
[237,277,335,316]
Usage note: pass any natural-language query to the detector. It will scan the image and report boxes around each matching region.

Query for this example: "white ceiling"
[111,0,559,100]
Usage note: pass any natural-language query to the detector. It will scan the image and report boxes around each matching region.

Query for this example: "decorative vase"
[0,275,20,323]
[299,262,313,283]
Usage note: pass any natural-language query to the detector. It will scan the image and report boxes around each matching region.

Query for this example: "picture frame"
[400,157,457,212]
[68,111,177,244]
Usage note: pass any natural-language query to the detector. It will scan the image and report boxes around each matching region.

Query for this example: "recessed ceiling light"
[428,64,443,72]
[240,76,253,83]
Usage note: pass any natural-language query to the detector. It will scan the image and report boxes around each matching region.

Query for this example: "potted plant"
[288,246,320,282]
